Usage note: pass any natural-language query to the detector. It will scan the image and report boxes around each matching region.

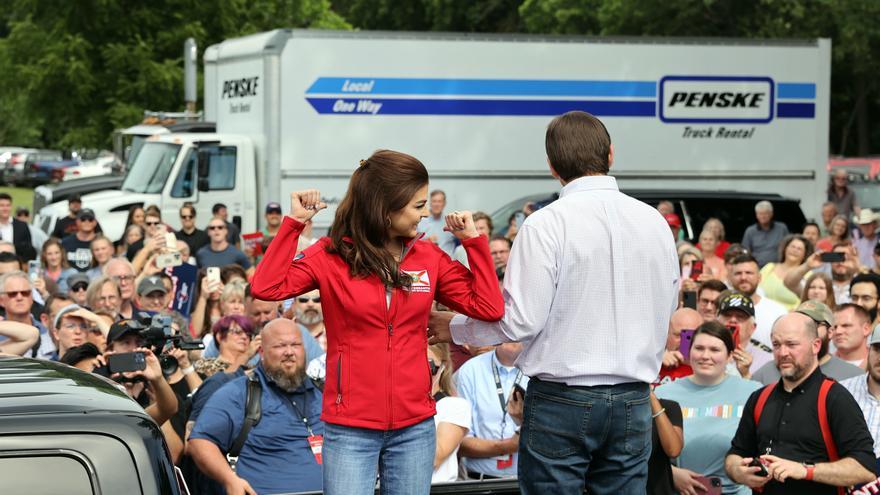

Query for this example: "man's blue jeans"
[518,378,652,495]
[323,418,435,495]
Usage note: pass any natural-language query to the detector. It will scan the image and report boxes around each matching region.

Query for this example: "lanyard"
[286,395,315,437]
[492,361,523,436]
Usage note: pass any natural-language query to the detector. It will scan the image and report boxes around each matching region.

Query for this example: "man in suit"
[0,193,35,261]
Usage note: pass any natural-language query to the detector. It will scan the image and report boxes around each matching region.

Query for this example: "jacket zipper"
[335,350,343,405]
[382,236,418,427]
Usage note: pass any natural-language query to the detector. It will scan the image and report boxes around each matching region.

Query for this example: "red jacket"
[250,217,504,430]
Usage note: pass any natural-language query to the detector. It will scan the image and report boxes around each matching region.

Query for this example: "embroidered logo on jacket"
[402,270,431,293]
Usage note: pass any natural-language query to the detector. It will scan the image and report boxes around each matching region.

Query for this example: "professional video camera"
[135,313,204,376]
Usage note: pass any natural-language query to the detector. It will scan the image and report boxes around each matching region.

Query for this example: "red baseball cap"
[664,213,682,228]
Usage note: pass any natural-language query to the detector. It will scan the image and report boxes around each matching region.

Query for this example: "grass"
[0,186,35,211]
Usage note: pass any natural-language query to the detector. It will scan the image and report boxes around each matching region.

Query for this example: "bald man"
[189,318,324,494]
[656,308,703,385]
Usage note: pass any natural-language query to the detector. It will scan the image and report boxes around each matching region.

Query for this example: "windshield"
[121,142,181,193]
[128,135,149,165]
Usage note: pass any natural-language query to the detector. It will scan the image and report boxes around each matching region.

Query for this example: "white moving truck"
[39,30,831,241]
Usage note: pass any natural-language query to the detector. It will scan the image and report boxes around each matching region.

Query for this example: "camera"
[135,314,204,376]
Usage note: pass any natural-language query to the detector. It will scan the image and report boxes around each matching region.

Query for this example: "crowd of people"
[3,111,880,495]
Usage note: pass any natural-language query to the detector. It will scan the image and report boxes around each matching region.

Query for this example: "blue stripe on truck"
[777,102,815,118]
[305,97,656,117]
[306,77,657,98]
[777,83,816,100]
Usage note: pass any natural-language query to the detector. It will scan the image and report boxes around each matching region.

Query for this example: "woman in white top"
[429,343,471,483]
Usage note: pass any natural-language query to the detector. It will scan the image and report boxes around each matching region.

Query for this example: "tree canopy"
[1,0,876,155]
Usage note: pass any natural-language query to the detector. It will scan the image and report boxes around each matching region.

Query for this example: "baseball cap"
[53,303,85,329]
[664,213,681,228]
[107,319,142,346]
[869,325,880,346]
[265,202,282,214]
[716,290,755,318]
[137,276,168,297]
[795,300,834,327]
[77,208,96,221]
[67,272,90,291]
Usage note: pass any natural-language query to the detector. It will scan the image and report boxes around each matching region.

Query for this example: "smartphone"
[207,266,221,285]
[690,260,704,280]
[165,232,177,249]
[820,252,845,263]
[679,329,696,361]
[514,211,525,228]
[107,352,147,374]
[156,251,183,269]
[694,476,722,495]
[27,260,41,282]
[726,322,741,349]
[512,383,526,401]
[749,458,769,477]
[683,291,697,309]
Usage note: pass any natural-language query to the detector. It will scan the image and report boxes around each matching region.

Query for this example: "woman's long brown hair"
[329,150,429,288]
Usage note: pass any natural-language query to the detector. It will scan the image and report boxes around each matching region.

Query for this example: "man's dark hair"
[68,193,82,204]
[730,254,759,267]
[545,111,611,181]
[60,342,100,367]
[489,235,512,248]
[212,203,227,214]
[835,303,872,325]
[0,192,11,202]
[698,279,727,298]
[180,203,196,217]
[42,294,74,317]
[850,272,880,295]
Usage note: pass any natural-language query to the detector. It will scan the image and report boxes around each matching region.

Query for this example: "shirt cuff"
[450,314,470,345]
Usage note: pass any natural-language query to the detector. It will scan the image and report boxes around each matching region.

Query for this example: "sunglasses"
[71,283,88,292]
[207,225,226,231]
[79,217,96,222]
[180,215,194,220]
[3,290,31,298]
[145,221,160,226]
[297,296,321,303]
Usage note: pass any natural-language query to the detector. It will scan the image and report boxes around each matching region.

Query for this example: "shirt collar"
[559,175,619,199]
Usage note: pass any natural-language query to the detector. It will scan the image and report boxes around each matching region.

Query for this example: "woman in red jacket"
[250,150,504,495]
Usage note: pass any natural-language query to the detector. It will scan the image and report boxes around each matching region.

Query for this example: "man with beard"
[295,289,326,351]
[832,303,872,368]
[728,254,787,361]
[190,318,324,494]
[726,312,876,494]
[841,325,880,461]
[751,301,864,384]
[850,273,880,325]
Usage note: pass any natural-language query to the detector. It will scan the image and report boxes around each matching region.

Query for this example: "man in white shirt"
[840,325,880,458]
[417,190,457,256]
[727,254,788,358]
[429,111,680,495]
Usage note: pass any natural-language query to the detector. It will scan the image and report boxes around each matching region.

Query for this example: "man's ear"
[608,143,614,170]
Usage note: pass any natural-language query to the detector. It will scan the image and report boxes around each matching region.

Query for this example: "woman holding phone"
[655,321,761,495]
[251,150,504,495]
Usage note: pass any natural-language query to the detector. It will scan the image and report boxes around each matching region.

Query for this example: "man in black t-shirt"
[176,204,209,256]
[61,209,98,272]
[52,194,81,240]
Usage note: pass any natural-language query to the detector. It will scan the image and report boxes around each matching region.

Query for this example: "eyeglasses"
[2,290,31,298]
[180,215,194,220]
[207,225,226,231]
[112,275,135,284]
[79,217,96,222]
[297,296,321,303]
[71,284,88,292]
[227,327,251,337]
[145,221,160,226]
[61,322,89,331]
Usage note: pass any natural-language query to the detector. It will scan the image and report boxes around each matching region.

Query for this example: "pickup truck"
[0,356,186,494]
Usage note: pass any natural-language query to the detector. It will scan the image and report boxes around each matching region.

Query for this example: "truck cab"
[0,356,185,494]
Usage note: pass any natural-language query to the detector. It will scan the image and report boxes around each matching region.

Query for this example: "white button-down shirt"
[0,218,12,244]
[840,374,880,457]
[451,175,680,386]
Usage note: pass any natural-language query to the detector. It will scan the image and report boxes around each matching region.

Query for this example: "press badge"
[308,434,324,464]
[495,454,513,470]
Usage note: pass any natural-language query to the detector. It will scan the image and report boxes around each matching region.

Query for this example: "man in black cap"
[61,208,98,272]
[52,193,81,239]
[135,275,169,313]
[65,272,90,306]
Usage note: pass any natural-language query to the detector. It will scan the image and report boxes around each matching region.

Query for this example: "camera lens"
[159,354,179,377]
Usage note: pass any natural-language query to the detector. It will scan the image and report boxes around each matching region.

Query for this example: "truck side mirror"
[197,149,210,192]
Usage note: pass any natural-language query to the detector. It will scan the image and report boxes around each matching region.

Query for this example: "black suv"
[0,357,184,494]
[491,189,807,243]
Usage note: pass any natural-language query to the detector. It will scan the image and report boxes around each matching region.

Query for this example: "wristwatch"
[802,462,815,481]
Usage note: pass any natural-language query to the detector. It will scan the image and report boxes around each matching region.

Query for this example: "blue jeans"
[518,379,652,495]
[323,418,435,495]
